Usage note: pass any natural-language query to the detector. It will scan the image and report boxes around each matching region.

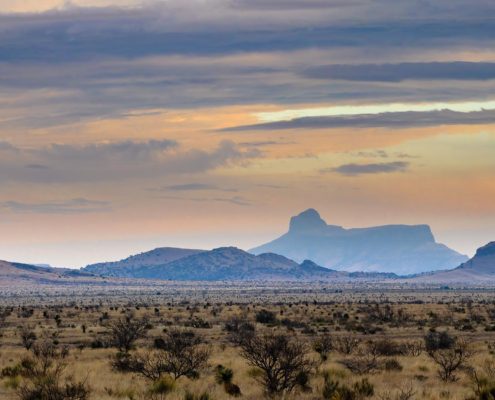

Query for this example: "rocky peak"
[475,242,495,258]
[289,208,328,233]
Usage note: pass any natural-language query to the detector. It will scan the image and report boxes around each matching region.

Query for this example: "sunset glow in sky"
[1,0,495,267]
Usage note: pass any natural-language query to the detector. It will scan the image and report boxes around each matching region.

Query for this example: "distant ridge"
[84,247,338,281]
[250,208,467,275]
[0,260,99,286]
[416,242,495,283]
[84,247,204,277]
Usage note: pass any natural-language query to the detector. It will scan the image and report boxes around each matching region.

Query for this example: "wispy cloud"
[158,183,237,192]
[303,62,495,82]
[159,195,251,206]
[224,109,495,131]
[322,161,410,176]
[0,198,111,214]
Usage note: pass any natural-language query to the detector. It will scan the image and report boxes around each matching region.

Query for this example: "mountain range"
[84,246,400,281]
[414,241,495,283]
[84,246,341,281]
[2,209,493,284]
[0,260,100,287]
[2,241,494,285]
[250,209,467,275]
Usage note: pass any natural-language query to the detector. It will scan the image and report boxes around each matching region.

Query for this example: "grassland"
[1,284,495,399]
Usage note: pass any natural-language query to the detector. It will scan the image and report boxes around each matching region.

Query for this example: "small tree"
[255,310,277,325]
[239,332,314,395]
[313,334,333,361]
[428,338,472,381]
[18,325,37,351]
[133,329,210,381]
[107,314,149,354]
[424,330,455,352]
[334,335,361,355]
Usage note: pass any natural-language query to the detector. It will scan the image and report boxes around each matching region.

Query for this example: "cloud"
[355,150,389,158]
[0,198,111,214]
[159,195,251,206]
[0,1,494,130]
[160,183,237,192]
[303,62,495,82]
[0,141,19,152]
[322,161,410,176]
[0,139,262,183]
[224,109,495,131]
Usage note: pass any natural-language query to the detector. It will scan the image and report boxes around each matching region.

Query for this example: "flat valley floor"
[1,283,495,399]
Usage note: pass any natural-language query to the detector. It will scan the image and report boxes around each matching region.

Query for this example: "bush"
[428,338,472,381]
[334,336,361,355]
[147,376,175,400]
[133,329,210,381]
[184,391,211,400]
[384,359,403,372]
[107,314,149,354]
[13,340,90,400]
[255,310,277,324]
[314,334,333,361]
[424,330,455,353]
[340,353,380,375]
[322,372,374,400]
[239,332,314,395]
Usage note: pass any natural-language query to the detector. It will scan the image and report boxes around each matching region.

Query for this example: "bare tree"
[313,334,333,361]
[428,338,472,382]
[334,335,361,355]
[133,329,210,381]
[19,325,37,351]
[239,332,314,395]
[339,352,380,375]
[107,314,149,354]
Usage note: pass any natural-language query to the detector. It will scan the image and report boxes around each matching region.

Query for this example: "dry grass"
[1,287,495,399]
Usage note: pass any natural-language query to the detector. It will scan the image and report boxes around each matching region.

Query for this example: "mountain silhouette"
[250,209,467,275]
[84,246,340,281]
[413,242,495,283]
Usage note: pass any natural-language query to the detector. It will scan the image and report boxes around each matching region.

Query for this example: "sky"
[1,0,495,267]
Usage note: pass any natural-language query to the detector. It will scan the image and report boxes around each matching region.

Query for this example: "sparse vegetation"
[1,287,495,399]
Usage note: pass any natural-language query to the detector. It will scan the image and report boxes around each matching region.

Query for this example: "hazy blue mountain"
[413,242,495,283]
[250,209,467,275]
[84,247,205,277]
[84,247,340,281]
[0,260,98,286]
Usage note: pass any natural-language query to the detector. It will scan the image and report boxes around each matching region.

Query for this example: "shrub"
[18,326,37,351]
[255,310,277,324]
[384,359,403,372]
[334,336,361,355]
[12,340,90,400]
[147,376,175,400]
[107,314,149,354]
[133,329,210,381]
[184,391,211,400]
[314,334,333,361]
[239,332,314,395]
[322,371,374,400]
[424,331,455,353]
[428,338,472,381]
[340,353,380,375]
